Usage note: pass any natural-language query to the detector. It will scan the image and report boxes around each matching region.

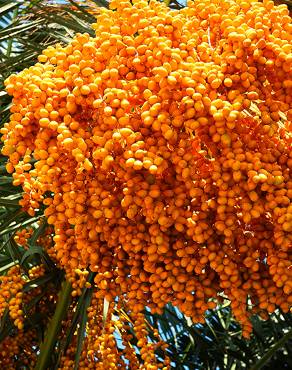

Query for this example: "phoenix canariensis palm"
[0,0,291,369]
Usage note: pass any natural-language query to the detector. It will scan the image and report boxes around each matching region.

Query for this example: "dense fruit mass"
[0,262,58,369]
[1,0,292,346]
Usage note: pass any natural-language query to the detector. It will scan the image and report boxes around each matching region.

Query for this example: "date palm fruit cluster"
[58,301,169,370]
[1,0,292,345]
[0,266,25,330]
[0,263,56,369]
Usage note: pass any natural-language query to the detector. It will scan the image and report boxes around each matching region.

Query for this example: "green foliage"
[146,304,292,369]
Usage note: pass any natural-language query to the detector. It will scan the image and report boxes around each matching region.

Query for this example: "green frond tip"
[250,329,292,370]
[35,280,72,370]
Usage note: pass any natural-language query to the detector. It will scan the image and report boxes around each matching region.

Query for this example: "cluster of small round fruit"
[1,0,291,341]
